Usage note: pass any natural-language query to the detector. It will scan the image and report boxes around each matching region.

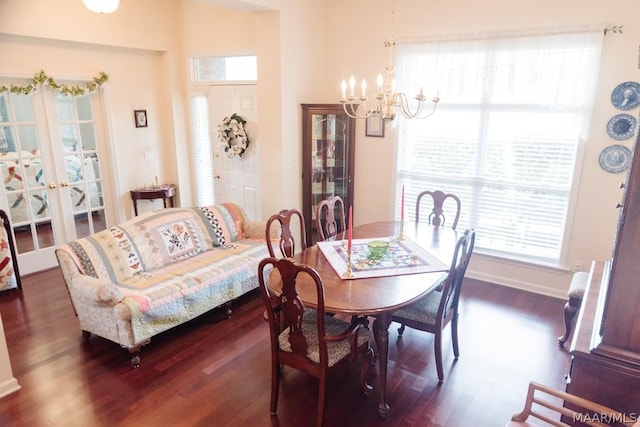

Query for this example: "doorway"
[192,84,261,220]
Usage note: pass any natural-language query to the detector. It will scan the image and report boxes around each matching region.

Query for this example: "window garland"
[0,70,109,96]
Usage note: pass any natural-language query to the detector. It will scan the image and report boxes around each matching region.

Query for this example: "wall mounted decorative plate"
[611,81,640,110]
[599,144,632,174]
[607,114,637,140]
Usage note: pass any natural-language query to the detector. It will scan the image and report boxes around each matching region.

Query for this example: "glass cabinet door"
[302,104,355,244]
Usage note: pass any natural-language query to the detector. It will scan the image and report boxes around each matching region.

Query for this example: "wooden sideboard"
[567,133,640,416]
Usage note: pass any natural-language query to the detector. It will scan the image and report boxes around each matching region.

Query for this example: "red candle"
[347,205,353,252]
[401,184,405,221]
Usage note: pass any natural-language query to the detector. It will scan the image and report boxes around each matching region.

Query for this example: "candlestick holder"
[398,220,405,241]
[342,249,354,278]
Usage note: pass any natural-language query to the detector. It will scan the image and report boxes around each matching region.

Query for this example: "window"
[190,94,214,206]
[395,31,603,266]
[192,55,257,82]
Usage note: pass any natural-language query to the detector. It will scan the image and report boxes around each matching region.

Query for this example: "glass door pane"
[0,92,53,254]
[56,94,106,238]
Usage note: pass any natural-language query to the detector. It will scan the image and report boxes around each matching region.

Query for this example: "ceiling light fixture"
[83,0,120,14]
[339,0,439,122]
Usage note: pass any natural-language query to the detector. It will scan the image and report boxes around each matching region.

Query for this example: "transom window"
[192,55,257,82]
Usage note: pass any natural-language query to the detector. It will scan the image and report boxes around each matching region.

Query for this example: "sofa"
[55,203,269,367]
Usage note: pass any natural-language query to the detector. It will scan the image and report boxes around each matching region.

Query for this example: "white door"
[0,86,111,274]
[209,85,261,220]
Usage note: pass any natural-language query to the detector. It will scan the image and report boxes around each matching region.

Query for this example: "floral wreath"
[218,113,251,158]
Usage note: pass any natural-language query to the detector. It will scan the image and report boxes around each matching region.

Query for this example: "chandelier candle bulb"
[361,79,367,97]
[341,81,347,100]
[349,76,356,97]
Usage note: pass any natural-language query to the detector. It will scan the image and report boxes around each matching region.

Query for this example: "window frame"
[394,30,603,268]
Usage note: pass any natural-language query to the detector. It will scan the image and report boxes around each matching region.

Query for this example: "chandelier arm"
[414,101,439,120]
[341,101,374,119]
[394,93,425,119]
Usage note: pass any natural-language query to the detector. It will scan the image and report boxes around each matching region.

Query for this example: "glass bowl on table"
[367,240,389,260]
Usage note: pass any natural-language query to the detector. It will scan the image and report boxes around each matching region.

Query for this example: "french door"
[0,85,111,274]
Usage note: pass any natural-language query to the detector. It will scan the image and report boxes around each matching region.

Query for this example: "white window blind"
[190,94,215,206]
[395,31,603,265]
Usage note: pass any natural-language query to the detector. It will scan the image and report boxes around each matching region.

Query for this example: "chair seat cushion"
[568,272,589,299]
[393,290,441,325]
[279,311,369,367]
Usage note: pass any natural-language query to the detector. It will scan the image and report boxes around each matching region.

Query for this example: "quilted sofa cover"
[55,203,269,364]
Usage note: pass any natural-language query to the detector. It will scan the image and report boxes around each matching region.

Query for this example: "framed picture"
[134,110,148,128]
[365,113,385,137]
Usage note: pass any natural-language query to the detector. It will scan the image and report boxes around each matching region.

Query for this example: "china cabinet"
[301,104,355,245]
[566,130,640,416]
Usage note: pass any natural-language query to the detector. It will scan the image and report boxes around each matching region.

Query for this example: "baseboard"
[467,271,567,300]
[0,377,20,399]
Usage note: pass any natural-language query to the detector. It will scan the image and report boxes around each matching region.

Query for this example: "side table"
[130,184,176,216]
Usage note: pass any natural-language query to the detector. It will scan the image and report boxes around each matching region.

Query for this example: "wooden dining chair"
[508,381,637,426]
[265,208,307,258]
[258,257,374,427]
[316,195,346,241]
[415,190,462,229]
[392,228,476,382]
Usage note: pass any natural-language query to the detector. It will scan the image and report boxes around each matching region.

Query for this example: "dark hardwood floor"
[0,268,570,426]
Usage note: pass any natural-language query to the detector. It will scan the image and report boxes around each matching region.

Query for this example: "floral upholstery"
[392,291,442,326]
[278,311,370,367]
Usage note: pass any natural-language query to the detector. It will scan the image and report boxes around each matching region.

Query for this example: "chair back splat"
[415,190,462,229]
[258,257,374,427]
[265,208,307,258]
[316,195,346,241]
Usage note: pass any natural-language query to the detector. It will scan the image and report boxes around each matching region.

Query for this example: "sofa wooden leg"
[225,301,233,318]
[558,297,581,347]
[128,340,150,368]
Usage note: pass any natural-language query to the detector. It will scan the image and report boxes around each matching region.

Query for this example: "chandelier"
[339,0,439,122]
[83,0,120,14]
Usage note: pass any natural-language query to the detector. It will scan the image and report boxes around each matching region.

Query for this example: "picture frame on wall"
[134,110,148,128]
[365,113,385,137]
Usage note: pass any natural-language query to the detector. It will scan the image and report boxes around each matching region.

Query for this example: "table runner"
[317,236,449,280]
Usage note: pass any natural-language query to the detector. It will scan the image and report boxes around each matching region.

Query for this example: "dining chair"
[265,208,307,258]
[415,190,462,229]
[258,257,374,427]
[316,195,346,241]
[392,228,476,382]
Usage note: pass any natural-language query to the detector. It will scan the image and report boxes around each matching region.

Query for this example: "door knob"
[214,175,221,180]
[60,181,69,187]
[48,182,57,189]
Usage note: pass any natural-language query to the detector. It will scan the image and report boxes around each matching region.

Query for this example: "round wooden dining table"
[268,221,459,418]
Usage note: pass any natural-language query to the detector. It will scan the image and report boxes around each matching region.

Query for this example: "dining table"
[267,220,459,418]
